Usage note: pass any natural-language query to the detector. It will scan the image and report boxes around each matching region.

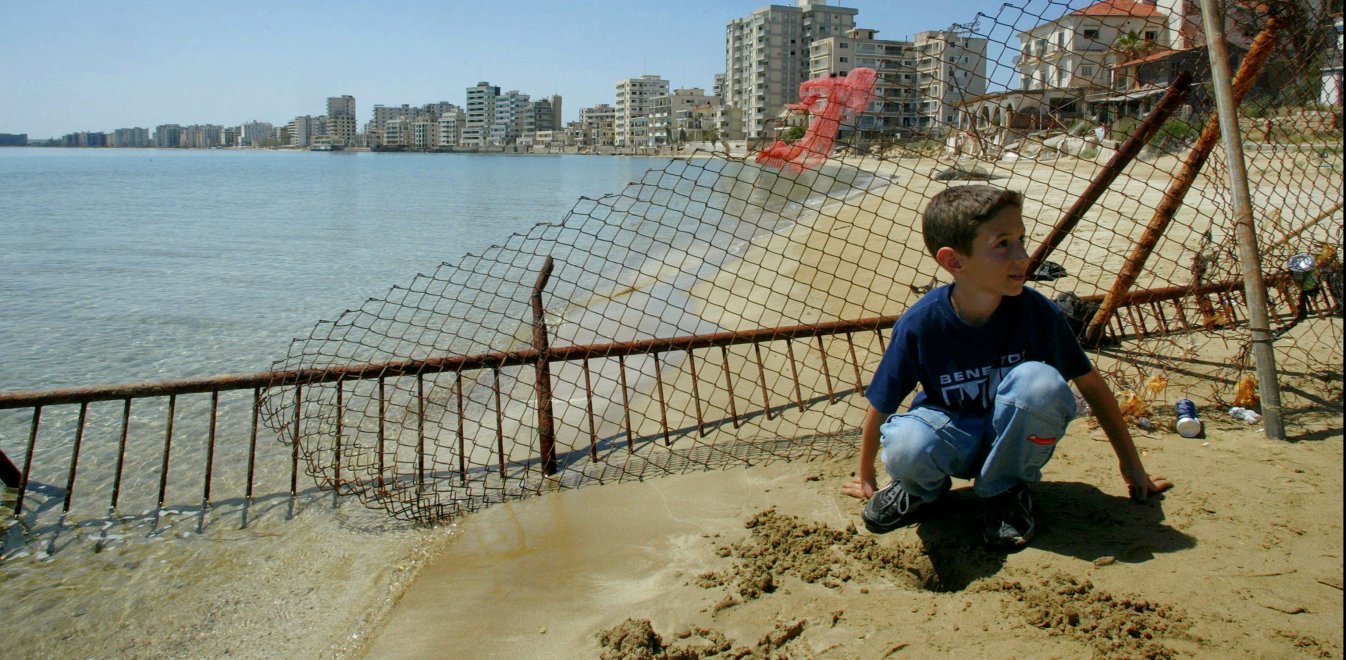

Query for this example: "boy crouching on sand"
[842,185,1172,550]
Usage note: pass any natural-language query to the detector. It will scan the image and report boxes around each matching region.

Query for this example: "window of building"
[1080,65,1094,76]
[840,56,849,62]
[1082,28,1100,40]
[841,42,848,48]
[1144,30,1158,41]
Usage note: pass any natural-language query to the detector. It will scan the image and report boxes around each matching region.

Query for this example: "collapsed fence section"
[1,313,900,527]
[2,1,1342,530]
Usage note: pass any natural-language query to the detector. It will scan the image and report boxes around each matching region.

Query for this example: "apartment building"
[153,124,183,148]
[614,75,669,147]
[326,95,357,147]
[381,118,409,148]
[412,117,440,150]
[809,27,922,135]
[462,82,500,146]
[648,87,720,146]
[239,121,274,147]
[913,30,988,133]
[579,103,617,148]
[111,127,150,148]
[366,105,406,147]
[531,97,559,133]
[287,115,325,147]
[488,90,530,145]
[182,124,224,149]
[62,132,106,147]
[725,0,858,138]
[438,107,466,148]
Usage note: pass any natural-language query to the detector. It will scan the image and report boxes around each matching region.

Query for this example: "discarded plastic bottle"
[1228,407,1263,424]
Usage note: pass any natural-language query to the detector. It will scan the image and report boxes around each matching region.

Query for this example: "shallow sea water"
[0,148,667,656]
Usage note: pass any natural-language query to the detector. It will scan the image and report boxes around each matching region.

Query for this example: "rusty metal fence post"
[1085,18,1281,344]
[531,256,558,476]
[1028,72,1193,275]
[1200,0,1286,439]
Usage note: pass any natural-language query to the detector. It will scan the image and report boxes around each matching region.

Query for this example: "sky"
[1,0,1040,139]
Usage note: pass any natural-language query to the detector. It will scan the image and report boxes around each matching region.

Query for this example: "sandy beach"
[360,148,1344,658]
[368,405,1341,658]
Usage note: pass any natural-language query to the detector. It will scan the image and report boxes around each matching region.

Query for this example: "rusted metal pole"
[1268,201,1342,251]
[0,315,897,409]
[1200,1,1285,439]
[531,256,558,476]
[1027,72,1193,274]
[0,448,19,489]
[1086,19,1280,344]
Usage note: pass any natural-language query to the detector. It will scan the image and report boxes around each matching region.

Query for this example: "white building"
[1017,1,1167,107]
[490,90,531,145]
[913,30,988,134]
[614,75,669,147]
[649,88,721,146]
[288,115,326,147]
[438,107,466,147]
[724,0,858,138]
[239,121,274,147]
[463,82,500,146]
[412,118,440,150]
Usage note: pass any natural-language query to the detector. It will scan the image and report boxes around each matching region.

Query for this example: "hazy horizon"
[2,0,1014,139]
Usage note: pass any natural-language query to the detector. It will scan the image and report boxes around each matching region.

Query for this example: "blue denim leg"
[878,406,985,503]
[975,361,1078,498]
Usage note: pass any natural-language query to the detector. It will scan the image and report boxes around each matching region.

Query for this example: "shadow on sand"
[914,481,1196,592]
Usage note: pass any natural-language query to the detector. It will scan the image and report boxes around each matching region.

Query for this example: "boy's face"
[946,206,1031,298]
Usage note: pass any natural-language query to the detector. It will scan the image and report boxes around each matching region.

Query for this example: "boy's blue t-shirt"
[867,284,1092,417]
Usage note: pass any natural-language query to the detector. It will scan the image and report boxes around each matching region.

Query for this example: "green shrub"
[1158,117,1199,143]
[1110,116,1142,141]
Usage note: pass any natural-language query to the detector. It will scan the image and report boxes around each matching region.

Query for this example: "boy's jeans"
[878,361,1077,501]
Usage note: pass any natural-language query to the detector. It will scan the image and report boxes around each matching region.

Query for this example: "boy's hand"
[1123,464,1173,502]
[841,475,877,500]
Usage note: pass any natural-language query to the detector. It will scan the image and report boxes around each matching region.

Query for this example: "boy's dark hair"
[922,185,1023,256]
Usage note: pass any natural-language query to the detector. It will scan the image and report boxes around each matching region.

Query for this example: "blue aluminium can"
[1174,399,1202,438]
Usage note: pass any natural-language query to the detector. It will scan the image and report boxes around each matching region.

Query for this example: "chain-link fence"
[251,1,1341,522]
[2,1,1338,530]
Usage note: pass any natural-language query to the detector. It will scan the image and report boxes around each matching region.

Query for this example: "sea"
[0,147,674,656]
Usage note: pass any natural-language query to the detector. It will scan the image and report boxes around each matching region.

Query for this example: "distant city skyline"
[2,0,1001,138]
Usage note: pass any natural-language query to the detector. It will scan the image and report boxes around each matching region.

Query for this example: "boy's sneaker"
[982,484,1036,551]
[862,480,925,534]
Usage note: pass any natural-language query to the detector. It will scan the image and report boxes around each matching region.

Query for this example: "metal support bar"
[1028,71,1193,274]
[1086,20,1280,344]
[530,256,558,476]
[1200,2,1285,439]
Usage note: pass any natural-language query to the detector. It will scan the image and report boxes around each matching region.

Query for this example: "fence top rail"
[2,270,1284,411]
[0,315,901,410]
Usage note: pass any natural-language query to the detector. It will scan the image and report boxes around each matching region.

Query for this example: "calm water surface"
[0,147,667,390]
[0,147,669,656]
